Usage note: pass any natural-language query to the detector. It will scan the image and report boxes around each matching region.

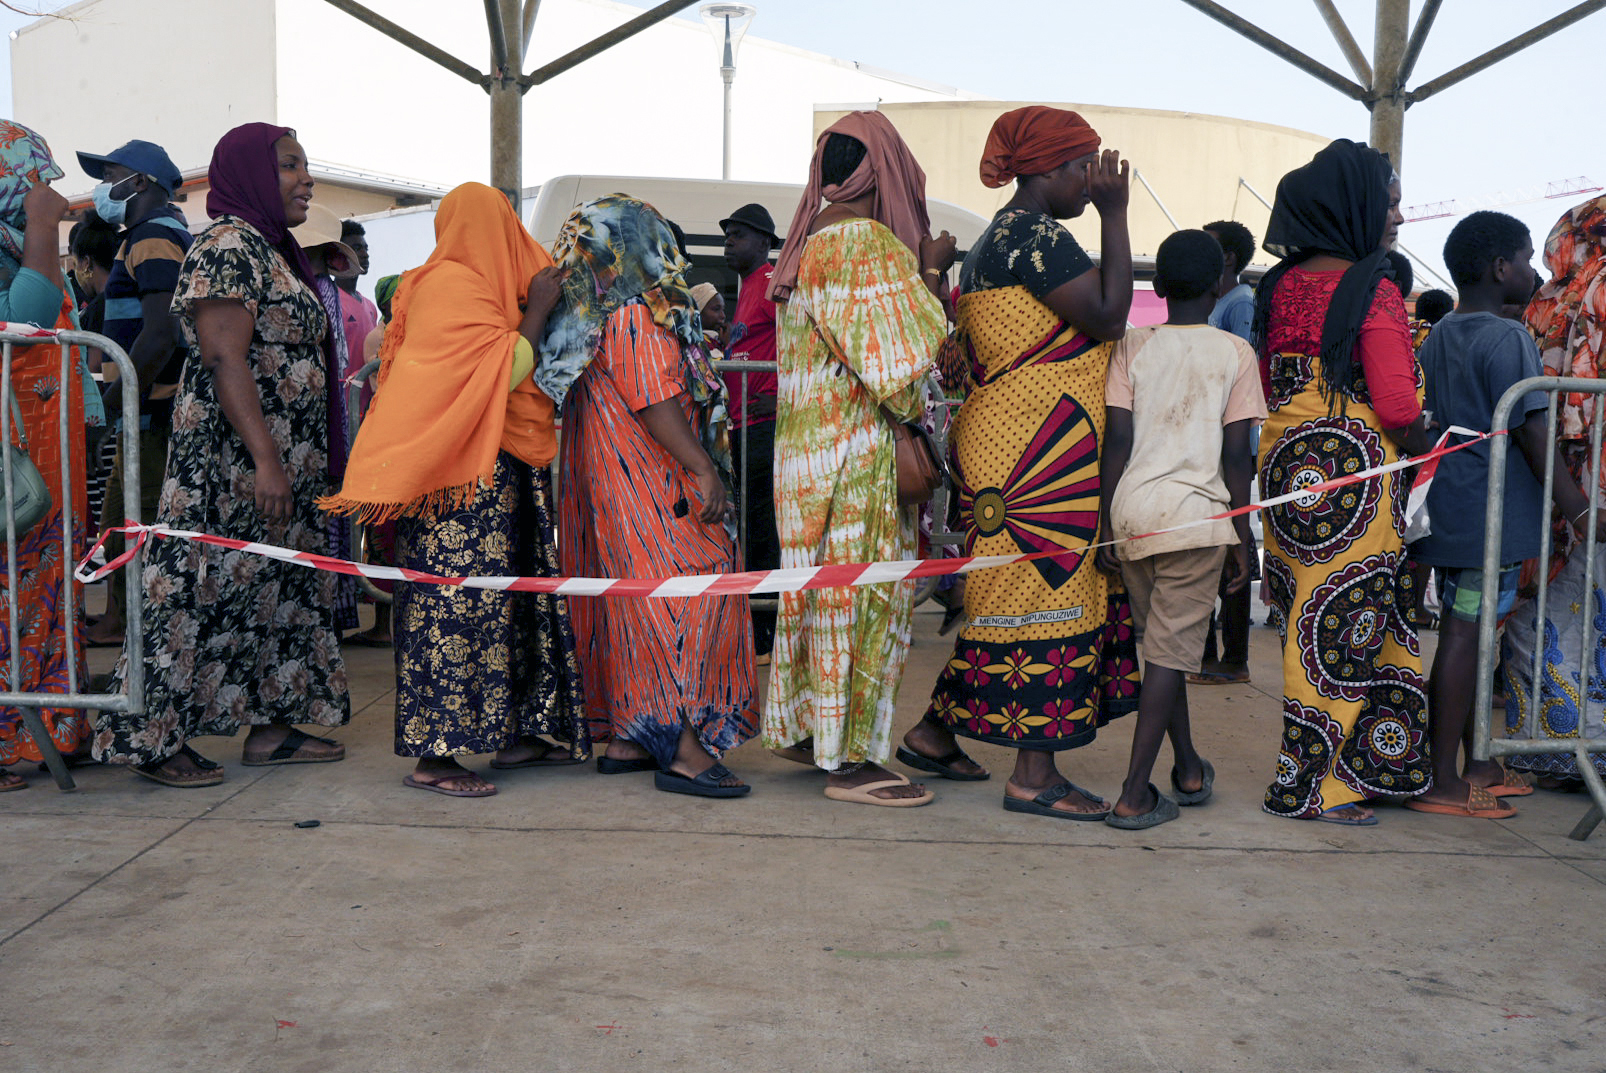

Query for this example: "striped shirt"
[102,204,192,421]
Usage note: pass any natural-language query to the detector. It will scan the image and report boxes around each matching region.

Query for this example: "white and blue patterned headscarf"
[0,120,65,275]
[536,193,734,532]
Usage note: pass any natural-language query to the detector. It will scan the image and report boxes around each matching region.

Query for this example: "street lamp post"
[700,3,755,181]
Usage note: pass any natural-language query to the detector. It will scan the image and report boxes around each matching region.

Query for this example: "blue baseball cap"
[77,140,183,194]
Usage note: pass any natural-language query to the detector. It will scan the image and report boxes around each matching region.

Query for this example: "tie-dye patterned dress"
[763,218,948,770]
[559,303,758,767]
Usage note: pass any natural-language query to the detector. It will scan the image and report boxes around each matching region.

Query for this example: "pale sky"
[5,0,1601,289]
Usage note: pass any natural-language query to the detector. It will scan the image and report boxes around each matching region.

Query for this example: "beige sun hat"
[291,203,362,279]
[690,282,721,313]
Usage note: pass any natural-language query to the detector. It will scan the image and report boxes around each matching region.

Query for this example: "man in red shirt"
[721,203,782,661]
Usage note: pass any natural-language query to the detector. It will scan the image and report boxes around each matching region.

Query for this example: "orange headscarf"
[979,106,1101,189]
[319,182,553,522]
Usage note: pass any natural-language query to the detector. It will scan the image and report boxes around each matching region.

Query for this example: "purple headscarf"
[206,122,318,291]
[207,123,347,479]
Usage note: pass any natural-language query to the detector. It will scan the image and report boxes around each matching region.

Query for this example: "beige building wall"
[816,101,1332,264]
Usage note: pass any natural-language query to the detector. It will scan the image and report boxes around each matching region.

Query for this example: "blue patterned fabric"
[536,194,734,531]
[393,453,587,758]
[0,119,64,273]
[1502,546,1606,776]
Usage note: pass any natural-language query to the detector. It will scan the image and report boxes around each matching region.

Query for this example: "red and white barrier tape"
[0,321,66,340]
[73,426,1498,597]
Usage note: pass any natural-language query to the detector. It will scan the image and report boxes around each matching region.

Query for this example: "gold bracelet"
[922,268,942,277]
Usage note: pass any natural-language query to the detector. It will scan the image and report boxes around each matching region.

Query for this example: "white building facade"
[13,0,984,204]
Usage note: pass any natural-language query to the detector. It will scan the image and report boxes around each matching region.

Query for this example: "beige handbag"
[802,306,946,507]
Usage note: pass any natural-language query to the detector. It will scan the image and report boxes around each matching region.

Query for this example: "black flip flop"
[895,744,990,781]
[240,728,345,766]
[597,755,659,774]
[1002,780,1110,821]
[1170,758,1215,806]
[1105,784,1181,829]
[654,763,751,798]
[133,745,224,788]
[488,741,583,770]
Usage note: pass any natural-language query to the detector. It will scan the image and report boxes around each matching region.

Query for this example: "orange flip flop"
[1483,767,1535,798]
[1405,785,1516,819]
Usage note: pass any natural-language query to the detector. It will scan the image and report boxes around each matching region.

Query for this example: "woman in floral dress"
[325,183,587,798]
[1504,194,1606,788]
[95,124,349,786]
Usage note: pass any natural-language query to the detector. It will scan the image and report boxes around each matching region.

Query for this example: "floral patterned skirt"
[95,508,351,765]
[393,455,587,759]
[1258,387,1429,817]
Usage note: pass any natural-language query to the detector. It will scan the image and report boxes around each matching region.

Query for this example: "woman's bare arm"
[193,298,292,523]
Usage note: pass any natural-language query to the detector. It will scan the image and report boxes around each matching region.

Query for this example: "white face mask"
[90,174,140,225]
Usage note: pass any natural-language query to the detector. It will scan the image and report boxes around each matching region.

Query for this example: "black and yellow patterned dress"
[925,209,1139,750]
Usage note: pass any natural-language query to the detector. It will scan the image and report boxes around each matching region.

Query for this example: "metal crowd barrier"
[1474,376,1606,841]
[1,328,142,792]
[716,358,778,612]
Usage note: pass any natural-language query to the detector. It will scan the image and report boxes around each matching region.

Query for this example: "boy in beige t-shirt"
[1096,230,1267,829]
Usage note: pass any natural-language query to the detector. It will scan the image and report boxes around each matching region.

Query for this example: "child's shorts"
[1120,545,1230,673]
[1440,563,1521,623]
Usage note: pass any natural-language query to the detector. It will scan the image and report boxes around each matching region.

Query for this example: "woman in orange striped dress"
[541,195,758,798]
[0,122,98,787]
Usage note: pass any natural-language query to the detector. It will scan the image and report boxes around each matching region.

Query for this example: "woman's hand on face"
[694,465,727,525]
[524,267,567,321]
[1087,150,1131,216]
[24,181,67,227]
[920,230,958,275]
[254,456,294,525]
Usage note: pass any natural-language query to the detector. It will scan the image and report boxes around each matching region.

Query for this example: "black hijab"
[1251,138,1396,412]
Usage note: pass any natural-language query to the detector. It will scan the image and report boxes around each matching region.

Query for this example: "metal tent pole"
[490,0,523,209]
[1368,0,1409,172]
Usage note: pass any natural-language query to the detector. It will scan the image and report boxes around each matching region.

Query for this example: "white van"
[353,178,1211,331]
[352,175,990,301]
[527,174,991,297]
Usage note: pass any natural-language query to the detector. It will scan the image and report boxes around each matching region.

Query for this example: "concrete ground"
[3,598,1603,1073]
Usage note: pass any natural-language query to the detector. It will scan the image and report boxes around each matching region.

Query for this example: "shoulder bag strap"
[798,299,904,431]
[5,378,27,451]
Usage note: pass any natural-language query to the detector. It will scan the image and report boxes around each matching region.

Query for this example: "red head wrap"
[979,106,1101,189]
